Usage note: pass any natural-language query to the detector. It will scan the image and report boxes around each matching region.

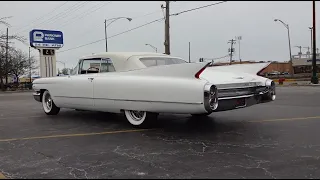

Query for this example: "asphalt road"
[0,86,320,179]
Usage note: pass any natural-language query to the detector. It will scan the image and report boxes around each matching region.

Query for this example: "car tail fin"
[195,63,211,79]
[122,62,211,79]
[208,62,271,75]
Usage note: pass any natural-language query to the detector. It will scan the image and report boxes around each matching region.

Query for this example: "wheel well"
[39,89,47,102]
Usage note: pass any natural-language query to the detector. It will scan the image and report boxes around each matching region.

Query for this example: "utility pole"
[311,0,318,84]
[188,42,191,63]
[295,46,302,56]
[237,36,242,64]
[304,46,311,57]
[104,19,108,52]
[5,28,8,85]
[29,47,31,83]
[163,1,170,55]
[228,39,236,65]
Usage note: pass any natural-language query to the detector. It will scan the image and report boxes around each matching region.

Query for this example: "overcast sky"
[0,1,319,71]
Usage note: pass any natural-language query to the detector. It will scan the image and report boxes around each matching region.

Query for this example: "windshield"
[140,57,187,67]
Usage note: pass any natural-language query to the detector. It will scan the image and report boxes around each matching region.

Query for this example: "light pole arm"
[275,19,292,61]
[146,44,157,52]
[277,19,289,29]
[104,17,132,52]
[106,17,132,28]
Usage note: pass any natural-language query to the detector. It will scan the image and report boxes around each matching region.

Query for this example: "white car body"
[32,52,275,127]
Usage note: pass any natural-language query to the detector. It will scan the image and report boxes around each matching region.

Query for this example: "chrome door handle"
[88,77,94,81]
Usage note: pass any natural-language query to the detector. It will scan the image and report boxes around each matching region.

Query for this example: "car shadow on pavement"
[54,110,247,136]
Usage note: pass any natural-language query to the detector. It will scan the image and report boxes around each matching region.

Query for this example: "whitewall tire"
[124,110,158,128]
[42,90,60,115]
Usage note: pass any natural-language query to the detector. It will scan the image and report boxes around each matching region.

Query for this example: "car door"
[92,58,118,112]
[61,58,100,110]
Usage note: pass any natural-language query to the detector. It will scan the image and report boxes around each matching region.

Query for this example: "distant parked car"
[281,72,290,75]
[268,71,281,76]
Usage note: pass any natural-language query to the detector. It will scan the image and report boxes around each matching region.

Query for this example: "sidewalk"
[276,81,320,87]
[0,89,33,93]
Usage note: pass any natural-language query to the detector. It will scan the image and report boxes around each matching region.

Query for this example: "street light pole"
[309,27,313,51]
[274,19,292,62]
[311,0,319,84]
[237,36,242,64]
[188,42,191,63]
[104,17,132,52]
[145,44,158,52]
[287,25,292,62]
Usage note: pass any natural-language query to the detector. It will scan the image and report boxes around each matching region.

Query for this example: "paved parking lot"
[1,86,320,179]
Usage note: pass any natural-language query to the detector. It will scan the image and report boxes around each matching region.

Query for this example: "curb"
[276,84,320,87]
[0,90,33,94]
[273,79,297,82]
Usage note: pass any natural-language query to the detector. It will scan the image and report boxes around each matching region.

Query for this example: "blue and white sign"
[29,29,63,48]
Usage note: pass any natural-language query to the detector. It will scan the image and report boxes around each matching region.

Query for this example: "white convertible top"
[79,52,184,71]
[80,52,169,61]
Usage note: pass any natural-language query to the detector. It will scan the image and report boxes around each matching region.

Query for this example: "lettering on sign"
[42,49,55,56]
[30,29,64,48]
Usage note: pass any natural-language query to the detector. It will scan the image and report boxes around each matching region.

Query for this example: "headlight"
[204,84,219,112]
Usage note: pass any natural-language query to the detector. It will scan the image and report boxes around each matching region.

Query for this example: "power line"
[132,10,162,19]
[171,1,227,16]
[57,18,164,54]
[57,1,228,54]
[36,1,90,28]
[58,1,112,29]
[66,2,187,40]
[14,1,88,35]
[70,8,162,40]
[12,1,69,32]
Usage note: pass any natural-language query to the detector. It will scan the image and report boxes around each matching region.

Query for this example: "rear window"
[140,57,186,67]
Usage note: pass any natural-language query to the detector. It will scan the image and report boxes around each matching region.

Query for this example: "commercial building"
[212,61,292,75]
[291,53,320,74]
[212,52,320,75]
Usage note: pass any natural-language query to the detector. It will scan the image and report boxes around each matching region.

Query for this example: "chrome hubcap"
[129,111,145,121]
[44,93,52,110]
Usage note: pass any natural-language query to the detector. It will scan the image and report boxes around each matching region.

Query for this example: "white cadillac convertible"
[32,52,276,127]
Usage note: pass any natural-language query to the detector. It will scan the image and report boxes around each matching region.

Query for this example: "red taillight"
[195,66,207,79]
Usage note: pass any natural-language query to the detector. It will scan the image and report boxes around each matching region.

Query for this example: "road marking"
[0,172,6,179]
[0,129,154,142]
[249,116,320,123]
[0,115,43,120]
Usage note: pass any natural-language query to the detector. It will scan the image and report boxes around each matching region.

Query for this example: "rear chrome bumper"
[33,92,41,102]
[214,86,275,112]
[214,94,266,112]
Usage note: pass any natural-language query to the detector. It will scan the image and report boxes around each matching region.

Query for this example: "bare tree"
[0,16,27,90]
[61,68,69,75]
[8,48,37,83]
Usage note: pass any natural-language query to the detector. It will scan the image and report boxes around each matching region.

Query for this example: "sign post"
[29,29,63,78]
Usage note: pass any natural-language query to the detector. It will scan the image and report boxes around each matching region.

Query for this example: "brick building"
[212,61,293,74]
